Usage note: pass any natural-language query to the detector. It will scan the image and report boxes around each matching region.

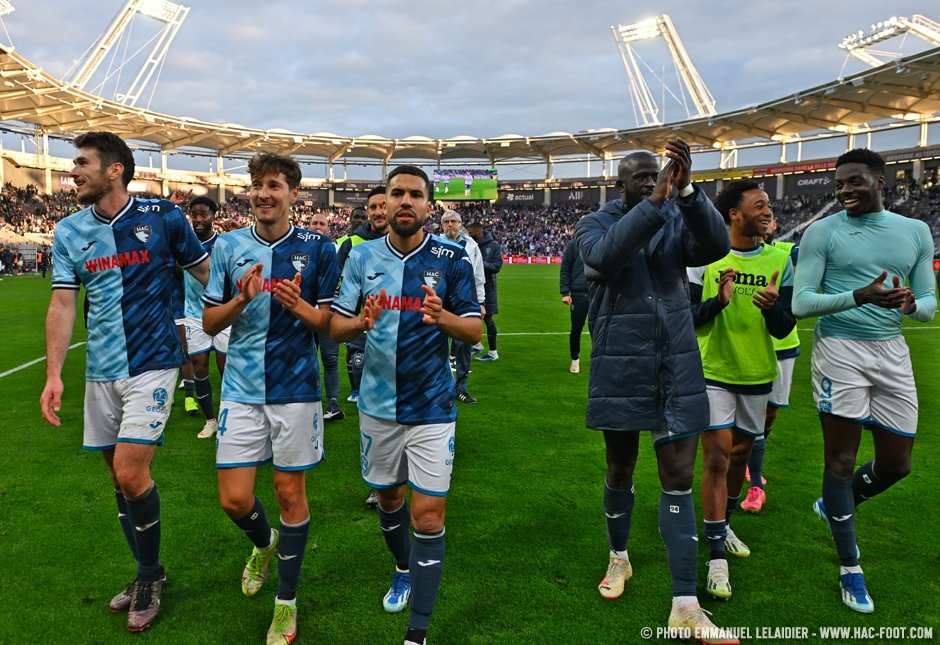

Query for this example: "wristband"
[679,184,694,198]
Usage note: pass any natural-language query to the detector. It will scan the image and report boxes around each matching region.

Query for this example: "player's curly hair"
[712,178,762,225]
[248,152,301,190]
[835,148,886,175]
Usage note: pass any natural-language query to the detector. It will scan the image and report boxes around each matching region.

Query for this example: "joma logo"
[714,272,768,287]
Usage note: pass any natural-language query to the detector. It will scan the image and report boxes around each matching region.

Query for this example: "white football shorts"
[359,412,455,497]
[216,400,324,470]
[769,356,797,407]
[705,384,769,437]
[812,336,918,436]
[183,316,229,355]
[83,368,179,450]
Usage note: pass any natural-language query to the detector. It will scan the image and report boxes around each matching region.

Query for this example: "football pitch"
[434,178,497,201]
[1,266,938,644]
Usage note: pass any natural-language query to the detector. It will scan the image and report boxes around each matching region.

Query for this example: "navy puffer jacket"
[575,187,729,433]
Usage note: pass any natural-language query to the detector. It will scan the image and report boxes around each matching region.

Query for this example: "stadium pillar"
[919,119,929,148]
[913,160,923,183]
[160,150,169,196]
[544,188,550,204]
[216,154,226,204]
[41,131,52,195]
[599,185,607,203]
[776,174,784,199]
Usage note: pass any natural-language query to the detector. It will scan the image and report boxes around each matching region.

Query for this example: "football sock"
[603,481,634,553]
[405,627,427,645]
[193,376,215,421]
[853,460,905,507]
[114,487,139,561]
[409,528,445,632]
[822,471,859,567]
[323,354,339,402]
[378,500,411,570]
[276,516,310,601]
[349,349,364,391]
[659,489,697,597]
[182,379,194,397]
[125,482,163,581]
[704,519,727,560]
[725,495,740,522]
[231,496,273,549]
[747,435,766,490]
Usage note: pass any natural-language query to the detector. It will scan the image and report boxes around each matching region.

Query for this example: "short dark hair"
[387,165,433,201]
[466,221,483,230]
[73,131,135,188]
[190,195,218,213]
[248,152,301,190]
[366,185,386,200]
[351,206,368,217]
[836,148,886,175]
[712,178,762,224]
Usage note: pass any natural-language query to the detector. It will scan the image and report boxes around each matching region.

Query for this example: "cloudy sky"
[4,1,938,140]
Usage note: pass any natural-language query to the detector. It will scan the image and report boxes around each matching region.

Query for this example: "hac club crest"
[152,387,168,407]
[423,269,442,289]
[291,253,310,273]
[134,224,152,244]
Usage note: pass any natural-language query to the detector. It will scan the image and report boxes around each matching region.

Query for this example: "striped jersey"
[332,234,481,424]
[184,232,219,319]
[51,197,208,381]
[203,225,339,404]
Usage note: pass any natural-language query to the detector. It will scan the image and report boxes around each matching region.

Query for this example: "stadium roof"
[1,44,939,164]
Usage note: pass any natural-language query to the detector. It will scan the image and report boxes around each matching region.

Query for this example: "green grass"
[1,267,938,644]
[435,178,497,201]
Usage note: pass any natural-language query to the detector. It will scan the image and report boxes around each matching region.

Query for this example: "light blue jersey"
[793,210,936,339]
[203,225,339,404]
[184,232,218,319]
[332,234,481,424]
[51,197,208,381]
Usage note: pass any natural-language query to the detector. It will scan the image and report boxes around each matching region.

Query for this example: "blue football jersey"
[184,232,219,319]
[51,197,208,381]
[332,234,481,424]
[203,225,339,404]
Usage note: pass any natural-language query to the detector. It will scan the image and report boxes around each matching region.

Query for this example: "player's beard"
[77,177,113,205]
[389,214,424,238]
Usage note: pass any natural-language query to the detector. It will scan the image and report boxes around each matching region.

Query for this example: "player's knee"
[115,469,151,499]
[881,461,912,482]
[219,491,253,518]
[702,447,730,475]
[411,508,444,534]
[273,479,306,512]
[605,462,634,488]
[827,451,856,478]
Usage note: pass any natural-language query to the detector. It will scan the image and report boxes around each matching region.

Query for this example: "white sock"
[672,595,698,610]
[840,565,863,575]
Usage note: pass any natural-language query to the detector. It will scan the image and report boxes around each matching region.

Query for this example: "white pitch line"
[0,342,86,379]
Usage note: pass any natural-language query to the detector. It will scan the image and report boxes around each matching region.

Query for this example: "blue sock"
[114,487,139,561]
[853,461,904,507]
[823,471,859,567]
[704,519,727,560]
[409,529,445,631]
[603,482,634,553]
[748,435,766,490]
[276,517,310,601]
[125,483,163,581]
[378,501,411,571]
[194,376,215,420]
[659,490,697,597]
[725,495,739,522]
[231,496,272,549]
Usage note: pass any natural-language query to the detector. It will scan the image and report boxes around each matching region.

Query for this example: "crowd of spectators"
[1,180,939,262]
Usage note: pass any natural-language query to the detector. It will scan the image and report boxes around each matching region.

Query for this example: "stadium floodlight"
[0,1,14,17]
[839,14,940,67]
[138,0,182,22]
[66,0,190,107]
[610,14,717,128]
